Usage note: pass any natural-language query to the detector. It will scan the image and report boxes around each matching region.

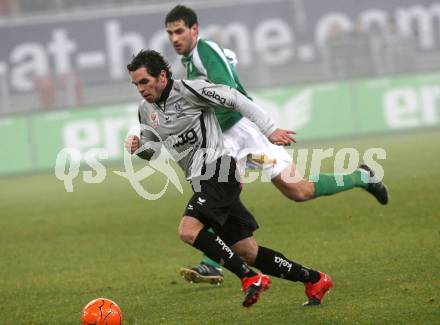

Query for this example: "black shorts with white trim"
[184,156,259,246]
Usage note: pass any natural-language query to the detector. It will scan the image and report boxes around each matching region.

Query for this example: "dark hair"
[126,50,172,78]
[165,5,198,27]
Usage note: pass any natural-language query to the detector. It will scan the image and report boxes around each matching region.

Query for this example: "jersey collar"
[156,78,174,105]
[181,37,200,65]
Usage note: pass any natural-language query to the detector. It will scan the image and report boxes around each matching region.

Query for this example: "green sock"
[201,228,222,269]
[312,170,369,198]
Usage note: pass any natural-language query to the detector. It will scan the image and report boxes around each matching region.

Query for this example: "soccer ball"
[80,298,123,325]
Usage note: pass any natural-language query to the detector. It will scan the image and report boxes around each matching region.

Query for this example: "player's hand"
[268,128,296,146]
[125,135,140,154]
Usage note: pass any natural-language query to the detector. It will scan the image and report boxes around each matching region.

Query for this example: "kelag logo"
[201,88,226,105]
[173,129,198,148]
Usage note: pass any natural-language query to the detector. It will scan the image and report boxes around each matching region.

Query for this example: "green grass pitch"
[0,129,439,324]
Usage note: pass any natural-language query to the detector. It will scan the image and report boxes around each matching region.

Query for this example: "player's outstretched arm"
[184,80,296,145]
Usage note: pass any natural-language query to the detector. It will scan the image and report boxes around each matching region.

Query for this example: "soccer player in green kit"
[164,5,388,286]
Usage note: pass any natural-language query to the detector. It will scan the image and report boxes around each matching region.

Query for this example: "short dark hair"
[165,5,198,27]
[126,50,172,79]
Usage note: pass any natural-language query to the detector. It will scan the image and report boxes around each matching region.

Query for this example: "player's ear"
[191,23,199,35]
[159,70,167,82]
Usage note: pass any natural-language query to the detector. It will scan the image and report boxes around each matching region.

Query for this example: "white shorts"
[223,118,293,179]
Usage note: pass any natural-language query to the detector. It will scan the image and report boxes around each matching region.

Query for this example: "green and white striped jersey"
[181,38,250,132]
[136,79,276,180]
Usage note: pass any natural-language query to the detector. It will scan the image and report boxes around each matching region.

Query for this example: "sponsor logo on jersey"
[150,111,159,129]
[173,128,198,148]
[201,88,226,105]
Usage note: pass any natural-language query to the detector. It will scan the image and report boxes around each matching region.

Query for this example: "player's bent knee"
[178,215,204,245]
[284,183,314,202]
[273,175,314,202]
[232,240,258,265]
[237,250,257,265]
[178,228,197,245]
[288,190,309,202]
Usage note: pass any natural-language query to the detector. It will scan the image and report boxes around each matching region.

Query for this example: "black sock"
[253,246,320,283]
[193,228,257,279]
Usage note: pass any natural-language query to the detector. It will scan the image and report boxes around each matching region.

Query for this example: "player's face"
[130,67,167,103]
[166,20,198,56]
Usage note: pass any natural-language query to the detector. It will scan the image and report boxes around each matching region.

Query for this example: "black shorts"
[184,156,259,246]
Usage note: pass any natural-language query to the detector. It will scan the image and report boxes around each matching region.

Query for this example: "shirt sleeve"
[197,40,238,88]
[136,108,162,160]
[183,80,277,137]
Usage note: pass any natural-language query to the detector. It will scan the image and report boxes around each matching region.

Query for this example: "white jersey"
[136,79,276,180]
